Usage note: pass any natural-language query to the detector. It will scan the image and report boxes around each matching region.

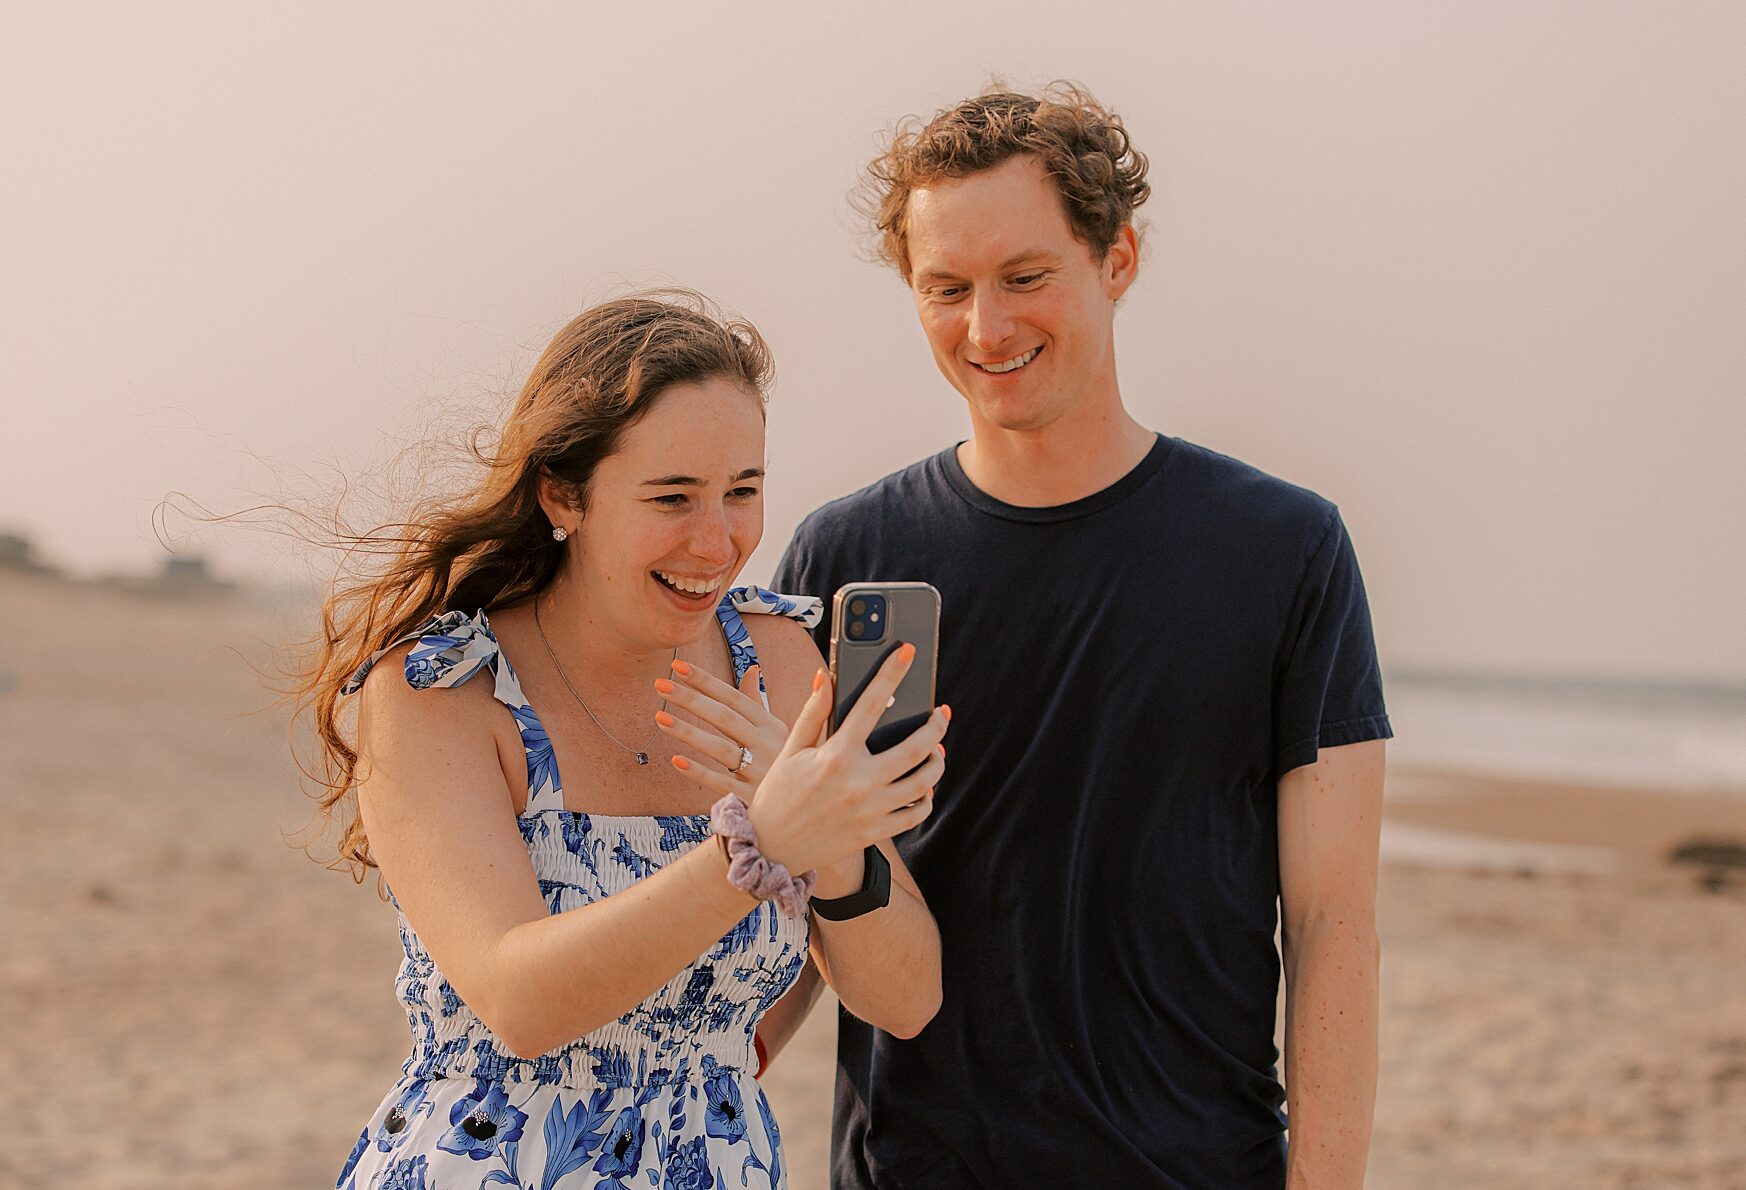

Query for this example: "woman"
[308,291,945,1189]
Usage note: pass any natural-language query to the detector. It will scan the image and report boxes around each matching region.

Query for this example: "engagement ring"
[731,747,754,774]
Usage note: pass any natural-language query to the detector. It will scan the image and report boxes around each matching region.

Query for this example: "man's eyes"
[928,273,1045,300]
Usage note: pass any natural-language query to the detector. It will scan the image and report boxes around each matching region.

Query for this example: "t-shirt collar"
[936,433,1177,524]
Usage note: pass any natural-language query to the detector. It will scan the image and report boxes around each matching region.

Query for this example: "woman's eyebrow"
[641,467,765,487]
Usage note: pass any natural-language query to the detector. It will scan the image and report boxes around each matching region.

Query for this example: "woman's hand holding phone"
[673,644,947,878]
[752,644,948,877]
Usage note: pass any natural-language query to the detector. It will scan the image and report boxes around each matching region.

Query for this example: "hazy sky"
[5,3,1742,681]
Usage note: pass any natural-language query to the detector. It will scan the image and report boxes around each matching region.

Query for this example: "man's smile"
[970,346,1042,374]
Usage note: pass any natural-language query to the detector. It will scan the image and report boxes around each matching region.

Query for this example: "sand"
[3,568,1743,1189]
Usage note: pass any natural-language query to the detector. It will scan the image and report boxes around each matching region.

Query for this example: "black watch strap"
[810,844,892,921]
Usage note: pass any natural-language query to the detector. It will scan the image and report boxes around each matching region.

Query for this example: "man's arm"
[754,957,825,1072]
[1278,738,1386,1188]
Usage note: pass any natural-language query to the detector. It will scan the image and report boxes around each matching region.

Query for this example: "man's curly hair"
[858,81,1152,283]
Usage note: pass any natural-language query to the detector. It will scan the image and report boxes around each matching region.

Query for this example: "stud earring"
[552,526,569,542]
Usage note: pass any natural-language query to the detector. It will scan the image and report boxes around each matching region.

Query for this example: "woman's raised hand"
[740,644,948,877]
[655,661,790,792]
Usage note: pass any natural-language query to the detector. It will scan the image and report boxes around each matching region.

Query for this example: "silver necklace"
[533,593,674,766]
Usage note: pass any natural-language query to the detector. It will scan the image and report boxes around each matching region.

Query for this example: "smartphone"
[828,582,941,755]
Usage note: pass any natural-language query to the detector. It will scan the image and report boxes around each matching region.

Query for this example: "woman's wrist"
[687,832,761,912]
[742,801,791,869]
[710,793,816,917]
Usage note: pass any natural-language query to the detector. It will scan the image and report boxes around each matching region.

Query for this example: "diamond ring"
[730,747,754,774]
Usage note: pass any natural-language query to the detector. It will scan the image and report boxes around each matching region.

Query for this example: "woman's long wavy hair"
[300,289,773,879]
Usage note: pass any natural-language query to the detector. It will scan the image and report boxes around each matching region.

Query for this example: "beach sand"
[3,569,1743,1188]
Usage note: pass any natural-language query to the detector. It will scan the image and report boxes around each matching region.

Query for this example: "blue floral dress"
[335,586,823,1190]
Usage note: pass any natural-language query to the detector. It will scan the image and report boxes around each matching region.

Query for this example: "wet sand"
[3,569,1743,1188]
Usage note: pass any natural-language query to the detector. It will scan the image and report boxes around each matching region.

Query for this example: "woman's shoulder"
[741,609,824,668]
[345,611,512,744]
[725,587,825,724]
[724,586,823,667]
[723,585,823,629]
[346,616,521,819]
[343,609,502,694]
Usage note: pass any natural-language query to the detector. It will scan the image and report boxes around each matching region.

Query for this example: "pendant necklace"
[534,593,674,766]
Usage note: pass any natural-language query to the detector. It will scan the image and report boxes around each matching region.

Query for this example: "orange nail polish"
[671,659,691,675]
[898,643,916,662]
[654,678,675,694]
[812,668,825,691]
[655,711,676,727]
[672,756,691,770]
[941,704,952,722]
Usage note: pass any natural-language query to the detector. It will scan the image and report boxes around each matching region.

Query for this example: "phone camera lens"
[847,621,865,639]
[849,598,866,616]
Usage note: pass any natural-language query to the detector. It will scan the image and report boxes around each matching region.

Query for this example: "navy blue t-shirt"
[772,435,1391,1189]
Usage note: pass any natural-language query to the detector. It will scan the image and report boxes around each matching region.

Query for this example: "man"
[772,83,1390,1188]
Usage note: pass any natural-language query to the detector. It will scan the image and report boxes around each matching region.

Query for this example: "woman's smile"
[652,567,728,607]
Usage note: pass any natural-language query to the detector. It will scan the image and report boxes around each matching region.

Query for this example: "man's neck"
[957,403,1156,508]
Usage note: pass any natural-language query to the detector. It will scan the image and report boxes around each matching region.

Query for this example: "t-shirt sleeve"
[1272,507,1392,777]
[771,519,835,656]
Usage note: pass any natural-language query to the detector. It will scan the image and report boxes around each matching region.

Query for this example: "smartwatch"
[810,844,892,921]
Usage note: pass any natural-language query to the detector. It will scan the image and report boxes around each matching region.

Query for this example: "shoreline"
[1384,763,1746,882]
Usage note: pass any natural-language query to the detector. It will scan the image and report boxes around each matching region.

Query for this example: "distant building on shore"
[0,532,56,575]
[70,551,242,599]
[0,535,242,598]
[150,553,236,595]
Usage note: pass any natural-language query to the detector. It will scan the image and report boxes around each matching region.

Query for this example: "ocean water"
[1383,672,1746,798]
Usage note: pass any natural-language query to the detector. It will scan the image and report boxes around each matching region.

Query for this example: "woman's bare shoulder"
[740,615,825,725]
[353,638,505,764]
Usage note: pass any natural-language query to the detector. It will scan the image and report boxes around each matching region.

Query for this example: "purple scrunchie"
[710,793,816,918]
